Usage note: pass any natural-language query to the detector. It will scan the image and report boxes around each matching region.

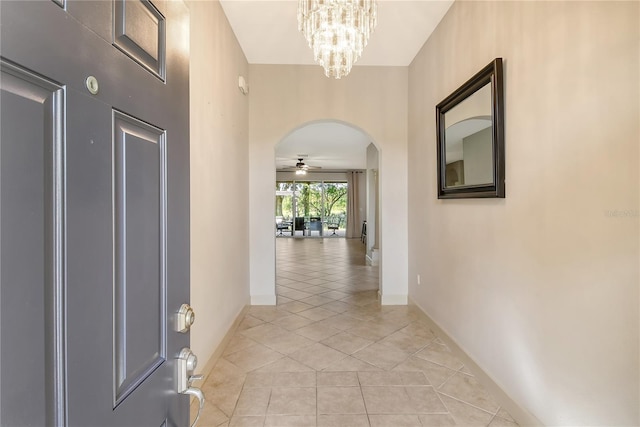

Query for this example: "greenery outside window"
[275,181,347,236]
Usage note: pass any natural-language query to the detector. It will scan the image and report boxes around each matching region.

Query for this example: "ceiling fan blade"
[276,158,322,171]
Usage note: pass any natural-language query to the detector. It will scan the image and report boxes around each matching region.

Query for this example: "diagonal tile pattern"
[192,238,518,426]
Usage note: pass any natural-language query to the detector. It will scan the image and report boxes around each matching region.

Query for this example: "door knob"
[176,303,195,333]
[177,347,205,427]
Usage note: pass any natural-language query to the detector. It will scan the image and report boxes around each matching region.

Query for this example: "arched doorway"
[247,75,410,306]
[274,120,380,287]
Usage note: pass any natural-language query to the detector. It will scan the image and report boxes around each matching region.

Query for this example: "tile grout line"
[437,390,499,419]
[356,371,373,427]
[202,238,512,426]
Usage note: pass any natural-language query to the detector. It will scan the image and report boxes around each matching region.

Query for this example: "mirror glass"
[436,58,504,199]
[443,83,492,188]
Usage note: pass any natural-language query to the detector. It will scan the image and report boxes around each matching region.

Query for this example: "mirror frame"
[436,58,505,199]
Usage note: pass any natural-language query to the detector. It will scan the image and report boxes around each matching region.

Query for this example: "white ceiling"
[219,0,454,170]
[219,0,454,66]
[276,122,372,170]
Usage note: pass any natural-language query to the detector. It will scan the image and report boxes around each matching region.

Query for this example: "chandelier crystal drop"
[298,0,378,79]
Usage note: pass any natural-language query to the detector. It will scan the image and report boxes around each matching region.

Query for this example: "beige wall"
[408,1,639,425]
[249,65,408,304]
[188,0,250,366]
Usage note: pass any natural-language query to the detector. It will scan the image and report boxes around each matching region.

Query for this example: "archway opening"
[273,120,381,299]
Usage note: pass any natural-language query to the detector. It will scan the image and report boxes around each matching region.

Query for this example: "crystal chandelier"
[298,0,378,79]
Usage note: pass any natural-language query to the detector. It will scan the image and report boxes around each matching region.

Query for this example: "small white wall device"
[238,75,249,95]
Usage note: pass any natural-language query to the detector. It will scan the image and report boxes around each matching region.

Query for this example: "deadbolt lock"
[176,303,195,333]
[177,347,198,392]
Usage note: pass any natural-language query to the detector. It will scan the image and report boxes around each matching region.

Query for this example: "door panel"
[0,1,191,426]
[113,0,166,80]
[113,110,167,406]
[64,89,175,426]
[0,60,65,427]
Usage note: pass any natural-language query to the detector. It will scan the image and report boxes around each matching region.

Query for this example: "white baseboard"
[199,304,250,380]
[408,298,543,427]
[250,294,276,305]
[190,304,249,410]
[366,248,379,266]
[380,293,408,305]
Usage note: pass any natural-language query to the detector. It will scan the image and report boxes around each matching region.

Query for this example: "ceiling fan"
[282,158,321,175]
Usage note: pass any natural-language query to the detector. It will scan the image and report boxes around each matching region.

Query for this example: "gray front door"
[0,1,191,426]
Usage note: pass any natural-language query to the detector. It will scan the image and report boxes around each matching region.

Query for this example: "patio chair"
[327,217,342,236]
[276,216,291,236]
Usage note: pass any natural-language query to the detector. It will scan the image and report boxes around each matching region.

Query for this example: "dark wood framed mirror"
[436,58,505,198]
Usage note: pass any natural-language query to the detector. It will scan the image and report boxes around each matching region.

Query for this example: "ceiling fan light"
[296,169,307,175]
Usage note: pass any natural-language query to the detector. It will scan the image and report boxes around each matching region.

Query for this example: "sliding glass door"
[275,180,347,237]
[323,182,347,235]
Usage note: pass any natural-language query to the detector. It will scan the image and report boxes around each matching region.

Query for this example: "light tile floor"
[192,238,518,427]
